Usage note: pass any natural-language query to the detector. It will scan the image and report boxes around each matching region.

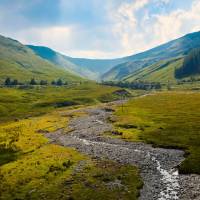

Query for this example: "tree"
[56,79,63,86]
[175,48,200,78]
[40,80,48,85]
[5,77,11,86]
[30,78,37,85]
[12,79,18,85]
[51,80,56,85]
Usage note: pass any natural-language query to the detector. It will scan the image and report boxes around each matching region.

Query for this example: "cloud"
[108,0,200,56]
[0,0,200,58]
[152,0,200,43]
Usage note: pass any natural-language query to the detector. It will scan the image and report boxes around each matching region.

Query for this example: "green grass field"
[113,92,200,174]
[0,92,142,199]
[0,83,122,122]
[0,83,143,199]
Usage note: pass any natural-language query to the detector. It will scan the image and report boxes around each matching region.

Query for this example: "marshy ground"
[1,91,200,200]
[45,97,200,200]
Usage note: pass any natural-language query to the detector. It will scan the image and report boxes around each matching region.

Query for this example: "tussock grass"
[114,92,200,174]
[0,109,142,199]
[0,84,143,199]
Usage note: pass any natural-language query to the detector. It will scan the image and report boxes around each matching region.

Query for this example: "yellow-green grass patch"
[113,92,200,174]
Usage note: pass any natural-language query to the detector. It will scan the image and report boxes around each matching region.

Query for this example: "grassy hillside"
[124,58,183,83]
[112,92,200,174]
[28,45,128,80]
[0,35,82,83]
[102,31,200,81]
[27,45,98,80]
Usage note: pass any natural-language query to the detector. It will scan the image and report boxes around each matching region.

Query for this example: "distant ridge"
[0,35,83,83]
[102,31,200,81]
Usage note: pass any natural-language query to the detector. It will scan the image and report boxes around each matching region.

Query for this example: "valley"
[1,30,200,200]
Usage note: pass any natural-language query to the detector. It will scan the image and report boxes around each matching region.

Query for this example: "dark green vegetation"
[0,83,121,122]
[175,48,200,78]
[3,77,70,86]
[102,31,200,81]
[113,92,200,174]
[0,35,82,84]
[102,81,162,90]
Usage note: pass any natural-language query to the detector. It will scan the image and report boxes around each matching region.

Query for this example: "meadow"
[0,103,142,199]
[112,92,200,174]
[0,83,143,199]
[0,83,122,122]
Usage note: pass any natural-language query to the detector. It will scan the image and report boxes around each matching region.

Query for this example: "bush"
[30,78,37,85]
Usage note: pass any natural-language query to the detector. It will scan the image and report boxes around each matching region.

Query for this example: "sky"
[0,0,200,58]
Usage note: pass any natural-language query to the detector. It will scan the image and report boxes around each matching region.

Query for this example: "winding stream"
[45,105,200,200]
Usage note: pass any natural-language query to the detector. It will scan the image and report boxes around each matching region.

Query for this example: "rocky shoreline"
[45,104,200,200]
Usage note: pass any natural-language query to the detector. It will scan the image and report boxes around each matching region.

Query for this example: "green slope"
[28,45,127,80]
[102,31,200,81]
[123,58,184,83]
[0,35,83,83]
[27,45,98,80]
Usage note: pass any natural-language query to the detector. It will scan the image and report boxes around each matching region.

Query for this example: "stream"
[45,104,200,200]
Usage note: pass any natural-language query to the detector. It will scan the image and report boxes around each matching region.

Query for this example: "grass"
[112,92,200,174]
[0,106,142,199]
[124,58,183,83]
[0,83,121,122]
[0,35,83,83]
[70,159,142,200]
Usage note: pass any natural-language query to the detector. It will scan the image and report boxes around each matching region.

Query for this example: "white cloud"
[109,0,200,57]
[110,0,151,55]
[152,0,200,43]
[6,26,73,53]
[1,0,200,58]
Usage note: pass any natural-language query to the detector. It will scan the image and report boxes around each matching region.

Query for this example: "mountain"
[102,31,200,81]
[27,45,99,80]
[124,57,183,83]
[28,45,126,80]
[65,56,126,79]
[0,35,82,83]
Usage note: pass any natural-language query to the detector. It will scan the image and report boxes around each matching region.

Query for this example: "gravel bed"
[45,104,200,200]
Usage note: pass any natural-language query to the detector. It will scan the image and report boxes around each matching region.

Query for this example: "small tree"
[40,80,48,85]
[30,78,37,85]
[51,80,56,85]
[5,77,11,86]
[12,79,18,85]
[56,79,63,86]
